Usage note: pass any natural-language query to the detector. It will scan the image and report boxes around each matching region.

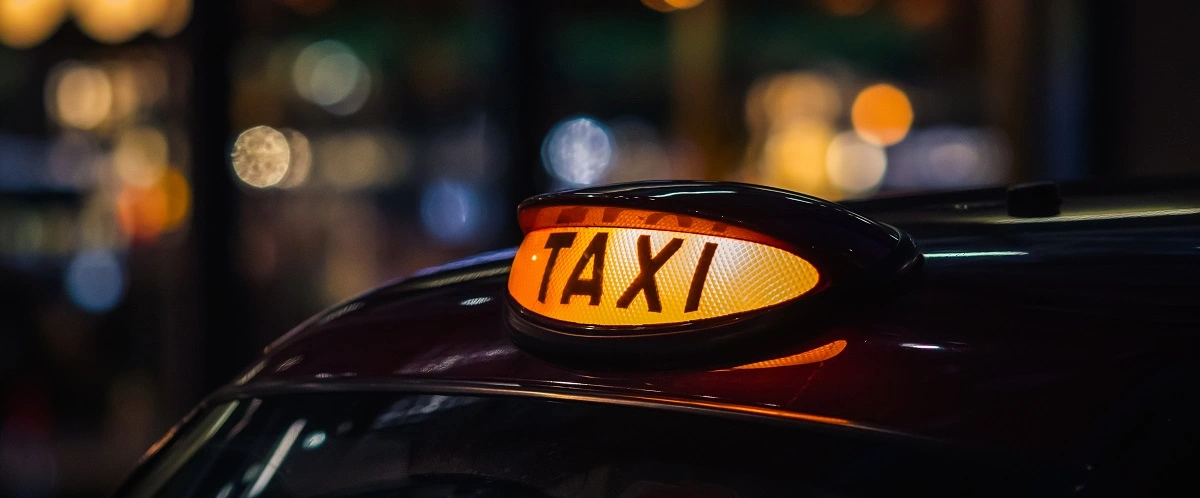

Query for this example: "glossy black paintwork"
[218,184,1200,485]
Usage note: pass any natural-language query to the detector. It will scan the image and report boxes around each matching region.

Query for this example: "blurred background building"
[0,0,1195,495]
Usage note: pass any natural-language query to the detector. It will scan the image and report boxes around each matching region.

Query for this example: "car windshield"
[118,392,1079,498]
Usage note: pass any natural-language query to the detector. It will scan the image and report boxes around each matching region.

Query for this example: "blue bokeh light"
[419,180,486,245]
[65,250,126,313]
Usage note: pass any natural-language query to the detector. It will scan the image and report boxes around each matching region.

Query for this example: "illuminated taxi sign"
[506,182,920,362]
[508,206,820,327]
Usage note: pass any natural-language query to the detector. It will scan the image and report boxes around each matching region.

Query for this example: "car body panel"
[224,184,1200,469]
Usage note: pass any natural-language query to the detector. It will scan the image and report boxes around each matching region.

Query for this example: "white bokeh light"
[46,61,112,130]
[825,131,888,197]
[292,40,370,116]
[884,127,1010,189]
[541,116,613,186]
[231,125,290,188]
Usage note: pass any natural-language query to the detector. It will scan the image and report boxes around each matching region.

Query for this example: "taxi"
[115,181,1200,497]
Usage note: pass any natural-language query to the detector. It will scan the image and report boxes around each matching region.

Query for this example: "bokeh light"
[150,0,191,37]
[65,249,125,313]
[0,0,67,48]
[72,0,150,44]
[70,0,189,43]
[641,0,674,12]
[751,72,841,126]
[231,125,290,188]
[420,180,485,246]
[46,61,113,130]
[542,116,613,186]
[277,128,312,189]
[292,40,371,115]
[885,127,1010,189]
[851,83,914,146]
[745,71,845,198]
[826,131,887,197]
[160,168,190,230]
[642,0,705,12]
[760,119,835,198]
[118,166,193,241]
[113,126,168,188]
[116,182,169,241]
[665,0,705,9]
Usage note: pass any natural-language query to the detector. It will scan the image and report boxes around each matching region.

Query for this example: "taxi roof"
[221,183,1200,465]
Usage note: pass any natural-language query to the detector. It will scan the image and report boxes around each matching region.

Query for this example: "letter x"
[616,235,683,312]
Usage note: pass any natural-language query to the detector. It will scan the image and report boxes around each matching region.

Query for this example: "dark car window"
[118,392,1081,497]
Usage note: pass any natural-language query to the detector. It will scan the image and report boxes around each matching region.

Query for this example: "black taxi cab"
[115,181,1200,497]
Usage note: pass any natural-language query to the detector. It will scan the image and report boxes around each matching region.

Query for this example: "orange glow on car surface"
[729,340,848,370]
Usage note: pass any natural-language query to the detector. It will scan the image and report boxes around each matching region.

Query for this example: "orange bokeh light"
[115,168,190,242]
[851,83,914,146]
[116,184,169,242]
[664,0,705,9]
[0,0,67,49]
[160,168,191,230]
[641,0,705,12]
[72,0,147,44]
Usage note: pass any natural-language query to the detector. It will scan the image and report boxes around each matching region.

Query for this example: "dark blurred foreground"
[2,0,1200,495]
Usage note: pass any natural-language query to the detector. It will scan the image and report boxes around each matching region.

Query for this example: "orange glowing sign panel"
[509,206,820,327]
